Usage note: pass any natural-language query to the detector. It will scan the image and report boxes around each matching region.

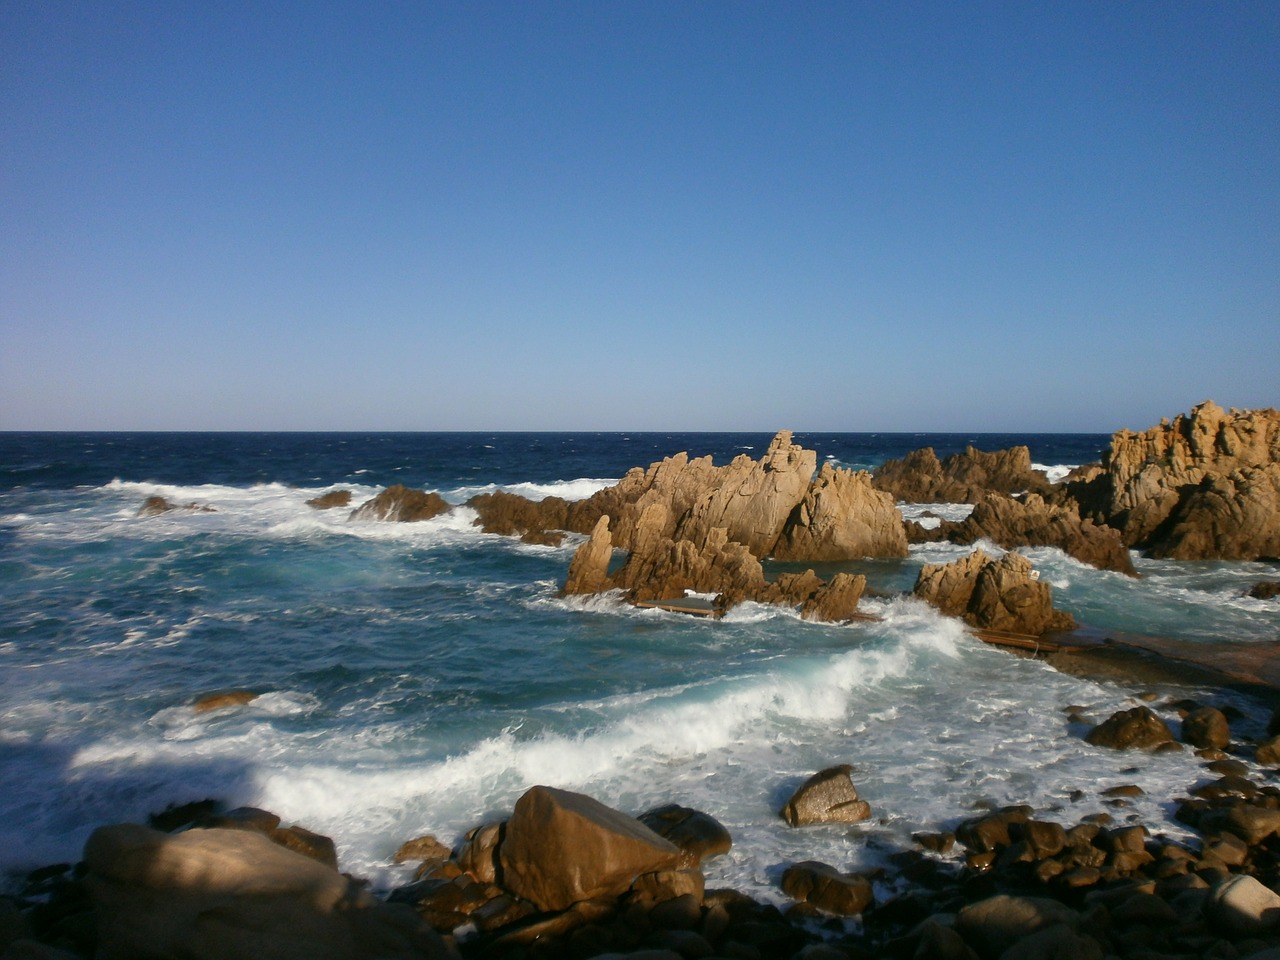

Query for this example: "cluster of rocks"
[135,495,215,516]
[14,694,1280,960]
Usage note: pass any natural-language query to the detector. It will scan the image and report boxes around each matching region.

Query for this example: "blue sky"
[2,2,1276,431]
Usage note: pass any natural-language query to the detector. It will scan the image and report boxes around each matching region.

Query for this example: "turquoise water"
[1,432,1277,901]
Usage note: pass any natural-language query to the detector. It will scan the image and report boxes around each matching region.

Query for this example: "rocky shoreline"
[10,401,1277,959]
[8,654,1280,960]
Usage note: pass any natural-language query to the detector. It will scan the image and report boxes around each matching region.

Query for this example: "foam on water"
[447,478,618,503]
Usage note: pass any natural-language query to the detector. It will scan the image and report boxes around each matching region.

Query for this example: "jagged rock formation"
[773,462,908,561]
[873,445,1051,504]
[939,492,1137,576]
[913,549,1075,636]
[1079,401,1280,561]
[349,484,450,522]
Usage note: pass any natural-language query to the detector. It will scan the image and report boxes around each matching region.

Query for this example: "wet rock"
[83,824,450,960]
[1256,735,1280,767]
[780,861,873,916]
[191,690,258,713]
[1249,581,1280,600]
[270,824,339,870]
[467,489,569,545]
[636,805,732,864]
[798,572,867,623]
[457,821,503,884]
[393,835,452,864]
[1084,706,1175,750]
[306,490,352,509]
[349,484,450,522]
[779,765,871,827]
[497,785,683,913]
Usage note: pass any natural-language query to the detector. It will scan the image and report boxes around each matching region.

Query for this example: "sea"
[2,431,1278,902]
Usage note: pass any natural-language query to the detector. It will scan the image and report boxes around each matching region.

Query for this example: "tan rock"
[780,861,873,916]
[799,572,868,623]
[192,690,258,713]
[563,515,614,595]
[306,490,352,510]
[497,786,682,913]
[913,549,1075,636]
[873,445,1051,504]
[467,490,569,545]
[1084,706,1174,750]
[83,824,450,960]
[773,463,908,561]
[675,431,816,557]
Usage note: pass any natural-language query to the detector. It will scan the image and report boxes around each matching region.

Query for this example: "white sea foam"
[897,502,974,529]
[447,478,618,503]
[1034,462,1078,484]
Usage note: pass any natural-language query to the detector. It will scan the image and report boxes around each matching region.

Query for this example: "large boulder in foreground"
[497,786,683,913]
[913,549,1075,636]
[83,824,450,960]
[773,463,908,561]
[350,485,450,522]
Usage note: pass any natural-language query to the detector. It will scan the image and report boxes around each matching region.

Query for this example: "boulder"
[1091,401,1280,560]
[138,495,173,516]
[872,445,1051,505]
[497,786,683,913]
[912,549,1075,636]
[1250,581,1280,600]
[1084,706,1175,750]
[349,485,450,522]
[953,894,1079,958]
[636,805,732,864]
[772,463,908,561]
[674,431,817,557]
[780,861,873,916]
[798,572,867,623]
[1205,874,1280,939]
[1181,706,1231,750]
[306,490,352,510]
[779,765,871,827]
[82,824,449,960]
[941,493,1136,576]
[393,835,453,865]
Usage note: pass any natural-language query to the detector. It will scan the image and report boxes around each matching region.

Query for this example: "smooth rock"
[1206,874,1280,939]
[1085,706,1174,750]
[779,861,873,916]
[779,766,871,827]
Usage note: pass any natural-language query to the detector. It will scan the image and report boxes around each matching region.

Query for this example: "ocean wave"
[446,477,618,503]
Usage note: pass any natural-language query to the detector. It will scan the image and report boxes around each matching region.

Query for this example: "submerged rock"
[350,484,450,522]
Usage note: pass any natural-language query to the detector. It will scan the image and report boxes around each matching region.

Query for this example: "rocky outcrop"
[497,785,683,912]
[467,490,568,546]
[941,492,1137,575]
[82,825,450,960]
[912,549,1075,636]
[137,496,214,516]
[350,485,450,522]
[562,515,614,595]
[873,445,1051,504]
[772,463,908,561]
[779,765,871,826]
[674,430,817,557]
[615,527,768,605]
[1088,401,1280,560]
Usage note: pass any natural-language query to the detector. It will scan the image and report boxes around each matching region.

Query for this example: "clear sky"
[2,2,1277,432]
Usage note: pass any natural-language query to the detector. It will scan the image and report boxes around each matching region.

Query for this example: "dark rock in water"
[912,549,1075,636]
[468,489,569,545]
[201,806,282,832]
[637,804,733,864]
[349,485,449,522]
[271,824,339,870]
[1248,580,1280,600]
[780,861,873,916]
[306,489,352,510]
[779,765,871,827]
[192,690,258,713]
[138,495,215,517]
[148,799,222,833]
[1181,706,1230,749]
[82,824,451,960]
[497,785,682,913]
[872,444,1051,505]
[1084,706,1174,750]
